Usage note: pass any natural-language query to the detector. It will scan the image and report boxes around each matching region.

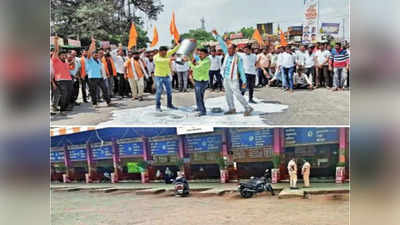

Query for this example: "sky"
[139,0,349,47]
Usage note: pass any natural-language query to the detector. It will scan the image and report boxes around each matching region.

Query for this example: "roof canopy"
[51,127,178,148]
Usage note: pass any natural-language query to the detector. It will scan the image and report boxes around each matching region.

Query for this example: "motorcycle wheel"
[240,190,253,198]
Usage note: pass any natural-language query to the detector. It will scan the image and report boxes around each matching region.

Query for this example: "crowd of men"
[50,32,350,116]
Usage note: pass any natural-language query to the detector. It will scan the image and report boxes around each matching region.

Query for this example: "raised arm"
[212,30,227,55]
[166,44,180,57]
[88,36,96,59]
[52,36,60,60]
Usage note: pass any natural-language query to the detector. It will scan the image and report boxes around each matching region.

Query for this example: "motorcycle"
[174,176,190,197]
[238,169,275,198]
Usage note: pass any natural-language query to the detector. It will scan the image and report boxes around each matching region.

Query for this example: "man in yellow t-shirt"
[153,44,181,112]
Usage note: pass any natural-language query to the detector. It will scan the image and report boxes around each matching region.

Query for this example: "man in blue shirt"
[87,36,112,107]
[212,30,253,116]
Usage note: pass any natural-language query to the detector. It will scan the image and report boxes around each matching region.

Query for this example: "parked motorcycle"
[174,176,190,197]
[238,169,275,198]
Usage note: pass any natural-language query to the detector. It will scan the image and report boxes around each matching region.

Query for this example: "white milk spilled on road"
[99,96,288,126]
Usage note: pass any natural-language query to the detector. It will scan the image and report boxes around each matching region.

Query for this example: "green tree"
[50,0,163,48]
[180,29,216,47]
[239,27,255,39]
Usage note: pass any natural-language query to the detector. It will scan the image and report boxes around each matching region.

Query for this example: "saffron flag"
[169,12,180,44]
[150,26,159,48]
[252,29,264,46]
[128,22,137,49]
[280,30,288,46]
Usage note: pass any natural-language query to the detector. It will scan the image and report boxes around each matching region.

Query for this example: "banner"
[50,36,64,46]
[100,41,110,49]
[68,39,81,47]
[177,126,214,135]
[321,23,340,35]
[302,0,319,43]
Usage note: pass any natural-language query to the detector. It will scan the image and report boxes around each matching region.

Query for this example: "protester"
[170,53,179,90]
[256,47,270,87]
[175,54,190,92]
[212,29,253,116]
[293,71,313,89]
[67,52,81,106]
[239,45,258,104]
[329,42,349,91]
[111,44,129,98]
[79,50,89,103]
[304,45,317,87]
[280,46,297,92]
[124,51,149,101]
[51,36,73,113]
[316,43,331,88]
[86,37,112,107]
[153,43,181,112]
[208,48,223,92]
[189,48,211,116]
[144,51,155,93]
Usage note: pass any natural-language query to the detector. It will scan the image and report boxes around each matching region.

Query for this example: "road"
[51,87,349,126]
[51,190,349,225]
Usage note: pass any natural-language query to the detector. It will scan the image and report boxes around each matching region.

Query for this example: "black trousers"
[172,72,179,89]
[55,80,73,111]
[317,65,330,87]
[257,68,268,86]
[209,70,222,90]
[88,78,111,105]
[240,74,256,100]
[117,73,129,97]
[80,76,89,101]
[144,77,154,93]
[71,77,80,103]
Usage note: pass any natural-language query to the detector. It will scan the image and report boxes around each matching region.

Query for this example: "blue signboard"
[69,148,87,161]
[231,128,273,149]
[185,134,222,152]
[284,128,339,146]
[150,140,178,155]
[50,151,64,162]
[92,145,113,159]
[120,142,144,156]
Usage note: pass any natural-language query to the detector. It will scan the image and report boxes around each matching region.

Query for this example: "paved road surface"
[51,87,349,126]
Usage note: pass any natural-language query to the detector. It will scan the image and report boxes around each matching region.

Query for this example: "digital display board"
[284,128,339,146]
[231,128,273,149]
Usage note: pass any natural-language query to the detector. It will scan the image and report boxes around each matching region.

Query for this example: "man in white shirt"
[268,46,284,87]
[238,45,258,104]
[175,58,189,92]
[208,48,223,91]
[304,45,318,87]
[280,46,296,92]
[293,71,313,89]
[316,43,331,88]
[110,44,129,98]
[144,51,155,93]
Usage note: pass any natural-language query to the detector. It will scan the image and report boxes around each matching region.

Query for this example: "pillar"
[336,128,347,184]
[141,137,151,183]
[220,128,232,183]
[111,138,121,183]
[62,145,72,183]
[178,135,191,179]
[272,128,283,183]
[85,142,95,183]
